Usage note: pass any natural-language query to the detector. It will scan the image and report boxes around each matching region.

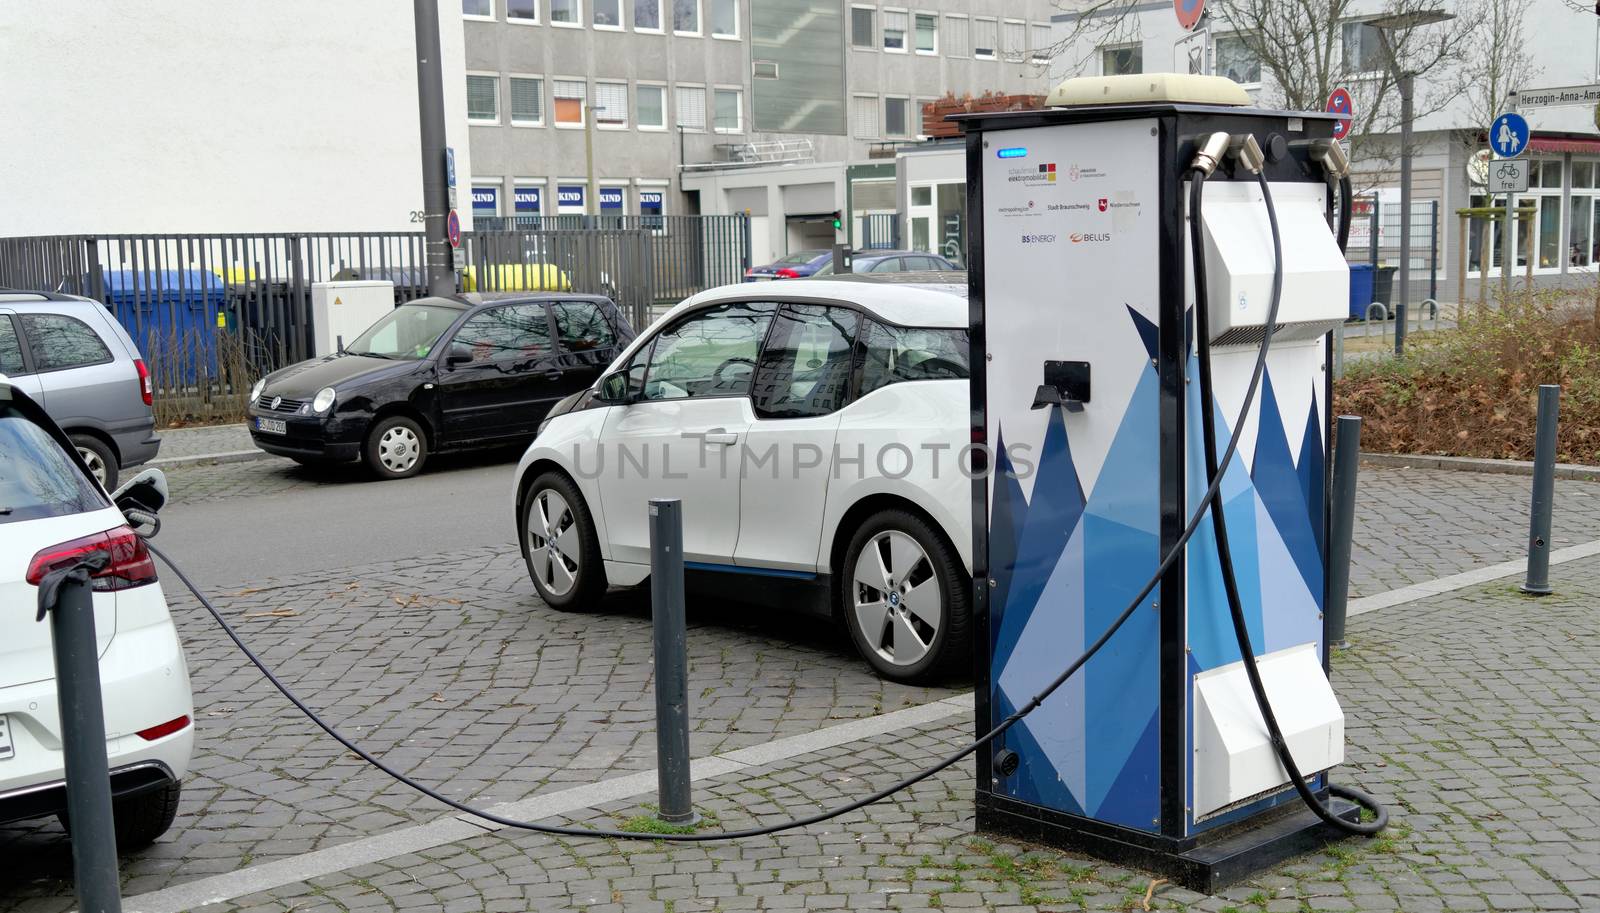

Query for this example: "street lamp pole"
[1371,8,1454,357]
[412,0,453,297]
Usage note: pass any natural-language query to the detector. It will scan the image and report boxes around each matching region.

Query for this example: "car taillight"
[775,268,800,279]
[135,715,190,741]
[25,526,158,591]
[134,358,153,406]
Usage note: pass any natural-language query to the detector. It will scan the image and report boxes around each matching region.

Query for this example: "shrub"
[1335,286,1600,465]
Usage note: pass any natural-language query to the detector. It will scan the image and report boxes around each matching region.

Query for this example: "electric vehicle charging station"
[962,75,1366,890]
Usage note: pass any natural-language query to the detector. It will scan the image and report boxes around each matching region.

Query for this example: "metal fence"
[472,214,750,312]
[1347,197,1441,316]
[861,213,902,250]
[0,216,749,402]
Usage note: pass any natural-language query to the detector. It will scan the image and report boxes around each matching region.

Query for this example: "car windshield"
[345,304,460,359]
[0,404,107,525]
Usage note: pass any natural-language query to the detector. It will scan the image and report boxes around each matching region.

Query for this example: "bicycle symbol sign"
[1487,158,1529,193]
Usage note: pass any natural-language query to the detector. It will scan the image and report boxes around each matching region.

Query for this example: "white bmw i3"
[512,276,973,681]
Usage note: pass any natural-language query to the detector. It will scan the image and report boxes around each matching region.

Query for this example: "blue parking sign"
[1490,113,1529,158]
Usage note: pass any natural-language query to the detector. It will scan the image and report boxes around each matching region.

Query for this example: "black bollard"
[648,498,696,826]
[1521,385,1560,595]
[1326,416,1362,648]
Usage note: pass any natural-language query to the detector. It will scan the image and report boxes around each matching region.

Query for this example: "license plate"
[256,417,287,435]
[0,716,13,761]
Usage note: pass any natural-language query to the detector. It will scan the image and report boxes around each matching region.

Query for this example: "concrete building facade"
[460,0,1058,260]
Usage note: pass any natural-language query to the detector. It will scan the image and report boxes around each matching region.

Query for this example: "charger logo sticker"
[1006,163,1058,185]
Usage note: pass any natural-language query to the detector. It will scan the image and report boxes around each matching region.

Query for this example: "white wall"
[0,2,472,235]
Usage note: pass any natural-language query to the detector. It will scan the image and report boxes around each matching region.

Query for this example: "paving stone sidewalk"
[175,555,1600,913]
[151,423,256,463]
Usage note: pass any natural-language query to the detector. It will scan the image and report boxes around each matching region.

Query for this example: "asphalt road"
[155,451,522,588]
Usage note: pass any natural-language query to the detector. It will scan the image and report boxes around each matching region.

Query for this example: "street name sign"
[1517,84,1600,109]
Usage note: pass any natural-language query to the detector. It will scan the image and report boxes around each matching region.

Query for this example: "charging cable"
[1188,133,1387,835]
[143,138,1353,844]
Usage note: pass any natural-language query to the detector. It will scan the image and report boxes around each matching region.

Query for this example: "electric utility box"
[962,75,1355,891]
[311,280,395,357]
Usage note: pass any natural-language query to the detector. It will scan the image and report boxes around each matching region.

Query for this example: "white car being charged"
[512,277,973,681]
[0,377,193,850]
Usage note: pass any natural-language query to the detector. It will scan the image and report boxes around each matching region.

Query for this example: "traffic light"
[831,211,843,231]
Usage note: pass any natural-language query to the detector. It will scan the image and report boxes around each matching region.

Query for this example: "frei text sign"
[1517,84,1600,109]
[1486,158,1529,194]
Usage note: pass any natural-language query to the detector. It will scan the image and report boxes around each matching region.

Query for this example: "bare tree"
[1462,0,1540,130]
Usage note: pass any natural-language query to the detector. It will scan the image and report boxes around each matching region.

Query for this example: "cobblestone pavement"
[167,556,1600,913]
[152,423,255,461]
[154,455,1600,599]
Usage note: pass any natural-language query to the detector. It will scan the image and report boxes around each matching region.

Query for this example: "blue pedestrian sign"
[1490,112,1529,158]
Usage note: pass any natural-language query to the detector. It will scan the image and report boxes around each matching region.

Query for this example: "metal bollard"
[1326,416,1362,648]
[1521,385,1560,595]
[37,556,124,913]
[648,499,697,826]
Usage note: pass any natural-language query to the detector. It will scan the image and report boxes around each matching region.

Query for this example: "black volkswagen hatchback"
[247,293,633,479]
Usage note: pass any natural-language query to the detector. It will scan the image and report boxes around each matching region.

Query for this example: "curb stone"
[1361,451,1600,481]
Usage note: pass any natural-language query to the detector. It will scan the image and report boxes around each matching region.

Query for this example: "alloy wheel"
[852,530,941,667]
[527,488,580,597]
[378,425,421,474]
[77,446,107,486]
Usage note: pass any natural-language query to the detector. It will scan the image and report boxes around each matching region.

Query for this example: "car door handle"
[702,430,739,445]
[544,369,562,380]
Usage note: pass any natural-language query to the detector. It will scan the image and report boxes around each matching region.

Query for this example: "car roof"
[0,289,99,308]
[457,292,614,307]
[670,274,968,329]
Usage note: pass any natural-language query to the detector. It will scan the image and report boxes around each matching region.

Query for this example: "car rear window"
[0,404,108,524]
[858,322,969,395]
[19,313,113,372]
[777,250,826,266]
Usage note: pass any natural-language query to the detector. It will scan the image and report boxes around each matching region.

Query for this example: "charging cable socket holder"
[1032,360,1091,413]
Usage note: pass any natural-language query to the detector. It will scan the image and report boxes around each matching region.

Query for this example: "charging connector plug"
[1228,134,1266,174]
[1188,132,1231,177]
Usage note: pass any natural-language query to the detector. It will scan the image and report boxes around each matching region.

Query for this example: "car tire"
[363,416,428,480]
[58,781,181,852]
[521,471,607,610]
[71,434,118,490]
[839,509,970,683]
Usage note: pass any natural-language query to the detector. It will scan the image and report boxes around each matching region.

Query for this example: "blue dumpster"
[101,270,228,384]
[1347,263,1374,319]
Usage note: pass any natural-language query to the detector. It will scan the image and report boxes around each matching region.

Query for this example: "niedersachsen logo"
[1007,163,1057,185]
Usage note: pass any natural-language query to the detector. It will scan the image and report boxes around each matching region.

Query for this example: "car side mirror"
[445,342,474,367]
[112,468,167,531]
[596,370,634,405]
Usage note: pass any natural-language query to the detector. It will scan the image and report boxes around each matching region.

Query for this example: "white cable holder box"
[310,281,396,357]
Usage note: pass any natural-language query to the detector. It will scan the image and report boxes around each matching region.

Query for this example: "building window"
[514,184,542,216]
[1215,35,1261,84]
[851,6,875,48]
[550,0,579,24]
[510,76,544,125]
[1031,24,1050,63]
[914,13,936,54]
[1003,20,1025,62]
[753,60,779,79]
[675,85,706,130]
[463,0,494,18]
[557,184,586,214]
[852,94,878,139]
[593,0,620,27]
[635,0,661,30]
[508,0,537,21]
[943,14,968,57]
[973,18,997,59]
[600,186,626,213]
[884,97,908,137]
[714,88,742,133]
[466,75,499,123]
[595,81,629,126]
[637,84,666,128]
[1341,21,1385,74]
[1101,44,1141,75]
[673,0,698,34]
[883,9,907,51]
[472,184,500,219]
[710,0,736,36]
[554,79,586,126]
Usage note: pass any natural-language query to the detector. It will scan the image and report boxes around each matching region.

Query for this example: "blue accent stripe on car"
[684,562,817,580]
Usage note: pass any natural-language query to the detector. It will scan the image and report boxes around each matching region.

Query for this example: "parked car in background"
[513,278,972,682]
[248,293,633,480]
[0,291,160,489]
[744,250,831,281]
[0,378,192,850]
[811,251,959,276]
